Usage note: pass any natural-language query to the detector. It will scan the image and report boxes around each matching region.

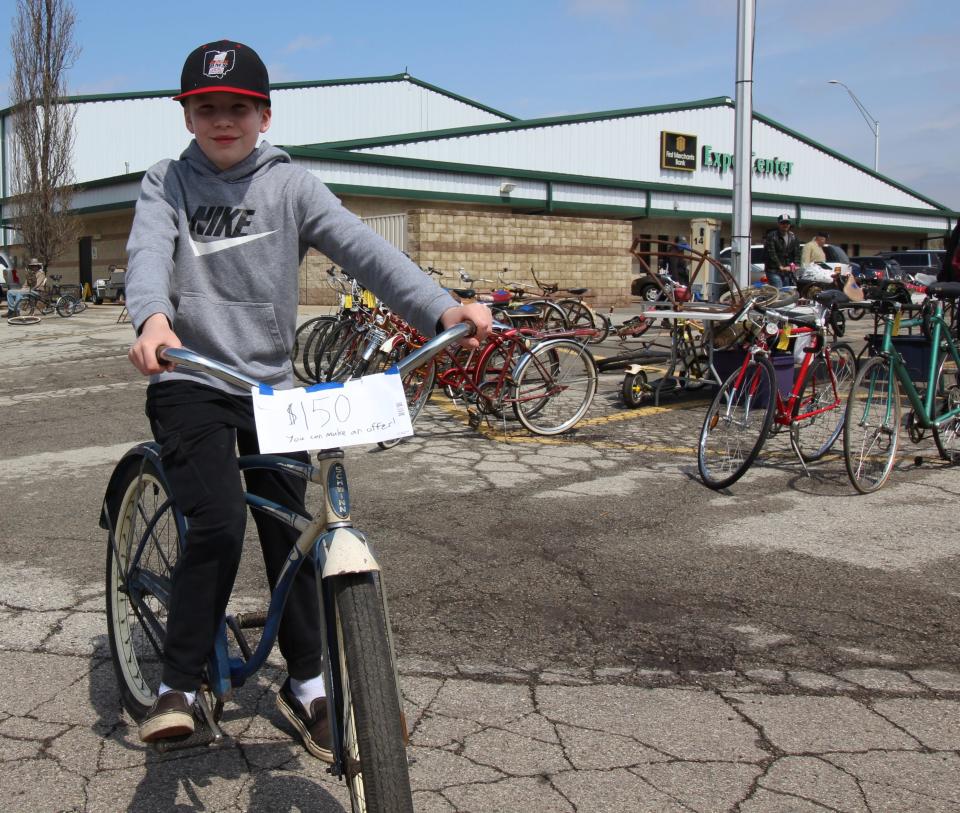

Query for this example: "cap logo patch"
[204,49,235,78]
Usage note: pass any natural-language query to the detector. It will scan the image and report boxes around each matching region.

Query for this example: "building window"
[852,243,860,256]
[656,234,670,271]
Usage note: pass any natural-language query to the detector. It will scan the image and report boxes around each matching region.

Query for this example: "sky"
[1,0,958,211]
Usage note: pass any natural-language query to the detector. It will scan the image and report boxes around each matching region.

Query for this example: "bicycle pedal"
[150,723,225,753]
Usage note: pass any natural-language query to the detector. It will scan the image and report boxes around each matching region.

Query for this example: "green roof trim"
[306,97,734,151]
[285,145,956,222]
[0,72,514,120]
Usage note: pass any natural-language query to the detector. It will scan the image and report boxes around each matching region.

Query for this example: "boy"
[125,39,491,754]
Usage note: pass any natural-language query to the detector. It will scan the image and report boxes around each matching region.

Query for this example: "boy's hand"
[129,313,182,375]
[439,302,493,349]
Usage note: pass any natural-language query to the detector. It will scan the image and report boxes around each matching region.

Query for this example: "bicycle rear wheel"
[512,340,597,435]
[698,356,776,489]
[18,295,37,317]
[843,356,901,493]
[932,354,960,463]
[56,294,78,317]
[790,342,856,462]
[105,458,184,721]
[332,573,413,813]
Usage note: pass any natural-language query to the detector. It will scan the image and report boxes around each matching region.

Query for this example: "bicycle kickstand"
[788,435,811,478]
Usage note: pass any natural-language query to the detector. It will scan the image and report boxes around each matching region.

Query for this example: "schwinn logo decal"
[204,50,235,78]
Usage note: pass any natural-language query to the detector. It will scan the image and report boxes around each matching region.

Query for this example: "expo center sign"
[660,131,794,179]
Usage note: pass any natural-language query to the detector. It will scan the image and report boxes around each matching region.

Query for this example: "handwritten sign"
[252,369,413,453]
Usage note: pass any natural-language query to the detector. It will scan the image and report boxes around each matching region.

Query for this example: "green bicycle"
[843,281,960,493]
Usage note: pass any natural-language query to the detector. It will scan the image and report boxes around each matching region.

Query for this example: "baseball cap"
[173,40,270,103]
[777,214,792,224]
[27,257,42,267]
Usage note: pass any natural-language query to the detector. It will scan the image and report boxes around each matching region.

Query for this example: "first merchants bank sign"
[659,130,796,179]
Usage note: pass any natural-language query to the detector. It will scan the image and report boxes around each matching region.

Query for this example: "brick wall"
[407,209,633,306]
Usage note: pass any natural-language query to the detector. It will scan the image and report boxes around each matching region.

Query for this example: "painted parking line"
[0,380,146,408]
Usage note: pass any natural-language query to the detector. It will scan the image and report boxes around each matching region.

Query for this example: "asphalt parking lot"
[1,304,960,812]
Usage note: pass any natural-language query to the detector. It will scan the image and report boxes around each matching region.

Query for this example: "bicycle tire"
[539,300,569,332]
[332,573,413,813]
[847,304,866,321]
[558,299,595,330]
[790,342,856,462]
[315,319,358,382]
[932,353,960,464]
[590,310,612,344]
[843,356,901,493]
[6,314,41,325]
[512,340,597,435]
[18,296,37,317]
[474,340,513,419]
[293,316,334,383]
[56,294,78,317]
[621,369,650,408]
[105,457,184,721]
[697,356,776,489]
[327,326,367,382]
[72,298,88,314]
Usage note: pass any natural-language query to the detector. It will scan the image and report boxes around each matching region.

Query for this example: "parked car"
[93,266,126,304]
[716,244,765,285]
[849,255,904,282]
[878,249,945,282]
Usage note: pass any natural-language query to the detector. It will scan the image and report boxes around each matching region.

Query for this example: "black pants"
[146,381,323,691]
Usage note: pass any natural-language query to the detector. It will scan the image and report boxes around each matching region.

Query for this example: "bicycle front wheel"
[698,357,776,489]
[932,354,960,463]
[511,340,597,435]
[333,574,413,813]
[790,342,856,462]
[105,458,184,721]
[843,356,901,493]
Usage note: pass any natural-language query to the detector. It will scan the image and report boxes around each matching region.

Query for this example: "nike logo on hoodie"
[187,204,276,256]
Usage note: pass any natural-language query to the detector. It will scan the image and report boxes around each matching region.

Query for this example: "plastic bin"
[713,350,794,407]
[865,334,931,382]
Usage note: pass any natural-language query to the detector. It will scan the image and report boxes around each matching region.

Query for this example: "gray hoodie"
[126,140,455,393]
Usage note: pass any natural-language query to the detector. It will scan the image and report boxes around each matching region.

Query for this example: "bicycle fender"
[625,363,645,376]
[99,442,165,530]
[318,527,381,578]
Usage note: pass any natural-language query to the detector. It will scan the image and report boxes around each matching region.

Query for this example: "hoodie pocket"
[175,292,286,378]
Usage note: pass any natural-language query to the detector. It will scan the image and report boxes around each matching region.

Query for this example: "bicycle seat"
[451,287,476,299]
[565,288,589,296]
[926,282,960,300]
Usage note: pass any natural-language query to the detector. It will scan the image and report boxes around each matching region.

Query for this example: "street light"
[828,79,879,171]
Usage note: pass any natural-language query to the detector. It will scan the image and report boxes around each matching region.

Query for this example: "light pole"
[828,79,879,171]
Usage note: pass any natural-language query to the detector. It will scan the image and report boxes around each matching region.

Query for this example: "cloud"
[283,35,332,55]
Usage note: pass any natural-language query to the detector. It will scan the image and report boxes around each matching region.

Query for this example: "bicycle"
[697,291,857,489]
[528,267,611,343]
[101,324,473,812]
[422,322,598,435]
[843,282,960,493]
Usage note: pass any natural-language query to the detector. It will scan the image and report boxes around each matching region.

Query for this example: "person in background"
[6,258,45,316]
[668,235,691,284]
[801,231,829,267]
[763,214,801,287]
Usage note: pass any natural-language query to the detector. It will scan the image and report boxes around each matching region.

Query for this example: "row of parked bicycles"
[290,266,604,442]
[291,240,960,496]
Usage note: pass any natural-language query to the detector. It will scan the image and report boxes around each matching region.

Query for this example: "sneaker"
[276,678,333,762]
[139,690,196,742]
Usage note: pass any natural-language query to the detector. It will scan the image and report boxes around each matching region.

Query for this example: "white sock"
[159,682,196,706]
[290,674,326,707]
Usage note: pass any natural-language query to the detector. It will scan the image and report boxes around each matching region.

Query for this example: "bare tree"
[8,0,80,269]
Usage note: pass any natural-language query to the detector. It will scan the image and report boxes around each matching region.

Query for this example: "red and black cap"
[174,39,270,103]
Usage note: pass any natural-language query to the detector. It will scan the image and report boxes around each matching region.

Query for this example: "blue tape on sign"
[258,384,274,395]
[384,364,400,375]
[306,380,345,392]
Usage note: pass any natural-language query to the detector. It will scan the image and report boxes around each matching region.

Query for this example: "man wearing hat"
[801,231,830,267]
[5,258,46,317]
[763,215,801,287]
